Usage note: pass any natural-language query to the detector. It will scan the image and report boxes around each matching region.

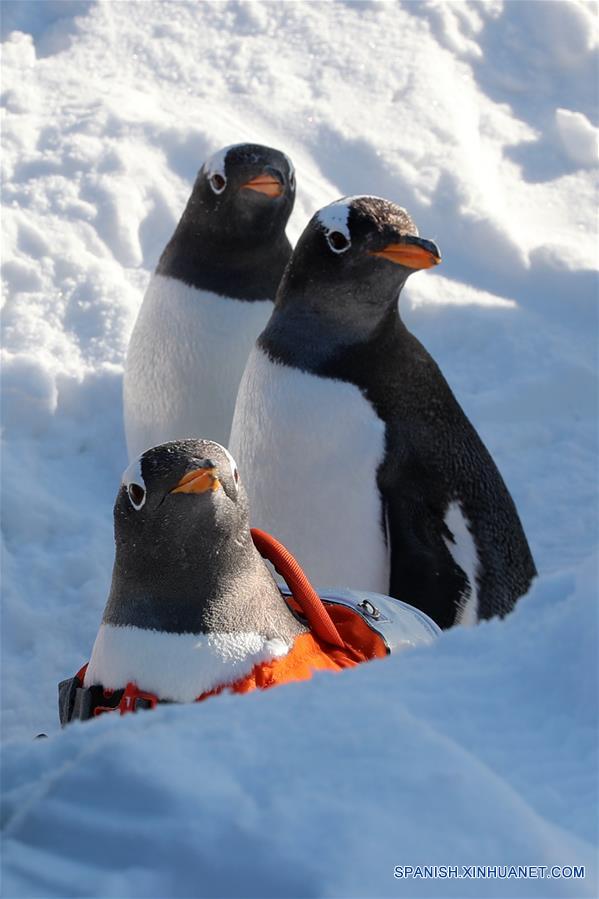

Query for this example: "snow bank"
[555,109,598,168]
[2,567,597,898]
[2,0,597,895]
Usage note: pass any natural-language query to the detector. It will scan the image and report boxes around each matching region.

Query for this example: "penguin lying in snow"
[123,143,295,460]
[59,440,439,723]
[230,196,537,630]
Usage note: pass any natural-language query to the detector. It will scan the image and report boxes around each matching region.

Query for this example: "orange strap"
[251,527,344,649]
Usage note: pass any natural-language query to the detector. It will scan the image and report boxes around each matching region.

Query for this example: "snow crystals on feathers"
[316,196,418,240]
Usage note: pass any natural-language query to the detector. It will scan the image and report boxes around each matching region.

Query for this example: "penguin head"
[105,439,305,641]
[194,143,295,243]
[279,196,440,313]
[117,439,248,553]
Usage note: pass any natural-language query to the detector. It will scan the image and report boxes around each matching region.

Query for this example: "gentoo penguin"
[230,196,537,629]
[79,440,306,705]
[57,439,440,722]
[123,143,295,459]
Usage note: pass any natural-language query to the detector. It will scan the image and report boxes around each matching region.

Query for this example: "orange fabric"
[326,604,388,663]
[197,614,387,702]
[283,596,388,663]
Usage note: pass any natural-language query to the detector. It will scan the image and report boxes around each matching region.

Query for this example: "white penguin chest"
[123,274,272,458]
[230,346,390,593]
[85,623,290,702]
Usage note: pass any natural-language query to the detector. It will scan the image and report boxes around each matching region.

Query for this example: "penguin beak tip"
[170,468,221,495]
[241,173,284,198]
[370,241,441,270]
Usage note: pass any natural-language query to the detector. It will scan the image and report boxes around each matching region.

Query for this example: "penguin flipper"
[383,490,469,630]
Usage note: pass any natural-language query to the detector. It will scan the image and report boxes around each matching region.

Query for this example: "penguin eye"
[327,231,350,253]
[289,171,295,191]
[234,468,239,486]
[209,173,227,194]
[128,483,146,509]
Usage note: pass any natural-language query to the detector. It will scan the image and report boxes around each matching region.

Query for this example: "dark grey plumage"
[104,439,305,642]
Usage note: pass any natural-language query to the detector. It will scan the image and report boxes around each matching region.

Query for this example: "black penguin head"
[105,440,255,633]
[278,196,440,316]
[157,143,295,299]
[105,439,305,639]
[117,439,247,552]
[194,143,295,244]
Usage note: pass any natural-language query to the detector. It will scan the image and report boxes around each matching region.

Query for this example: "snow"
[3,568,597,898]
[555,109,598,168]
[1,1,597,896]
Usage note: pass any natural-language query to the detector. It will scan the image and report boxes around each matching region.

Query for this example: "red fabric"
[75,663,89,684]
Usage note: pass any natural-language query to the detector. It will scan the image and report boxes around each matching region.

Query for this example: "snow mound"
[555,109,598,168]
[2,568,597,898]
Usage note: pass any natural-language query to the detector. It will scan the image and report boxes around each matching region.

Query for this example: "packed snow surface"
[1,1,597,896]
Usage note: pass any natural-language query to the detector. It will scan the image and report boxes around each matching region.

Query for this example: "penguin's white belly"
[85,623,290,702]
[230,346,390,593]
[124,274,272,459]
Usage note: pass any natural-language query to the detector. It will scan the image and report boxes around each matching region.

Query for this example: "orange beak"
[241,173,284,198]
[369,242,441,270]
[170,468,220,495]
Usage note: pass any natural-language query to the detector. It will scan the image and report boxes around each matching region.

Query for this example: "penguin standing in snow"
[58,439,439,723]
[230,196,537,629]
[123,143,295,459]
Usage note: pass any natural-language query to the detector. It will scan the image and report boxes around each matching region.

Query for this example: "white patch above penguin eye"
[316,200,352,253]
[203,145,238,196]
[317,199,351,233]
[122,457,147,510]
[209,173,227,194]
[221,445,240,491]
[128,483,146,509]
[326,230,351,254]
